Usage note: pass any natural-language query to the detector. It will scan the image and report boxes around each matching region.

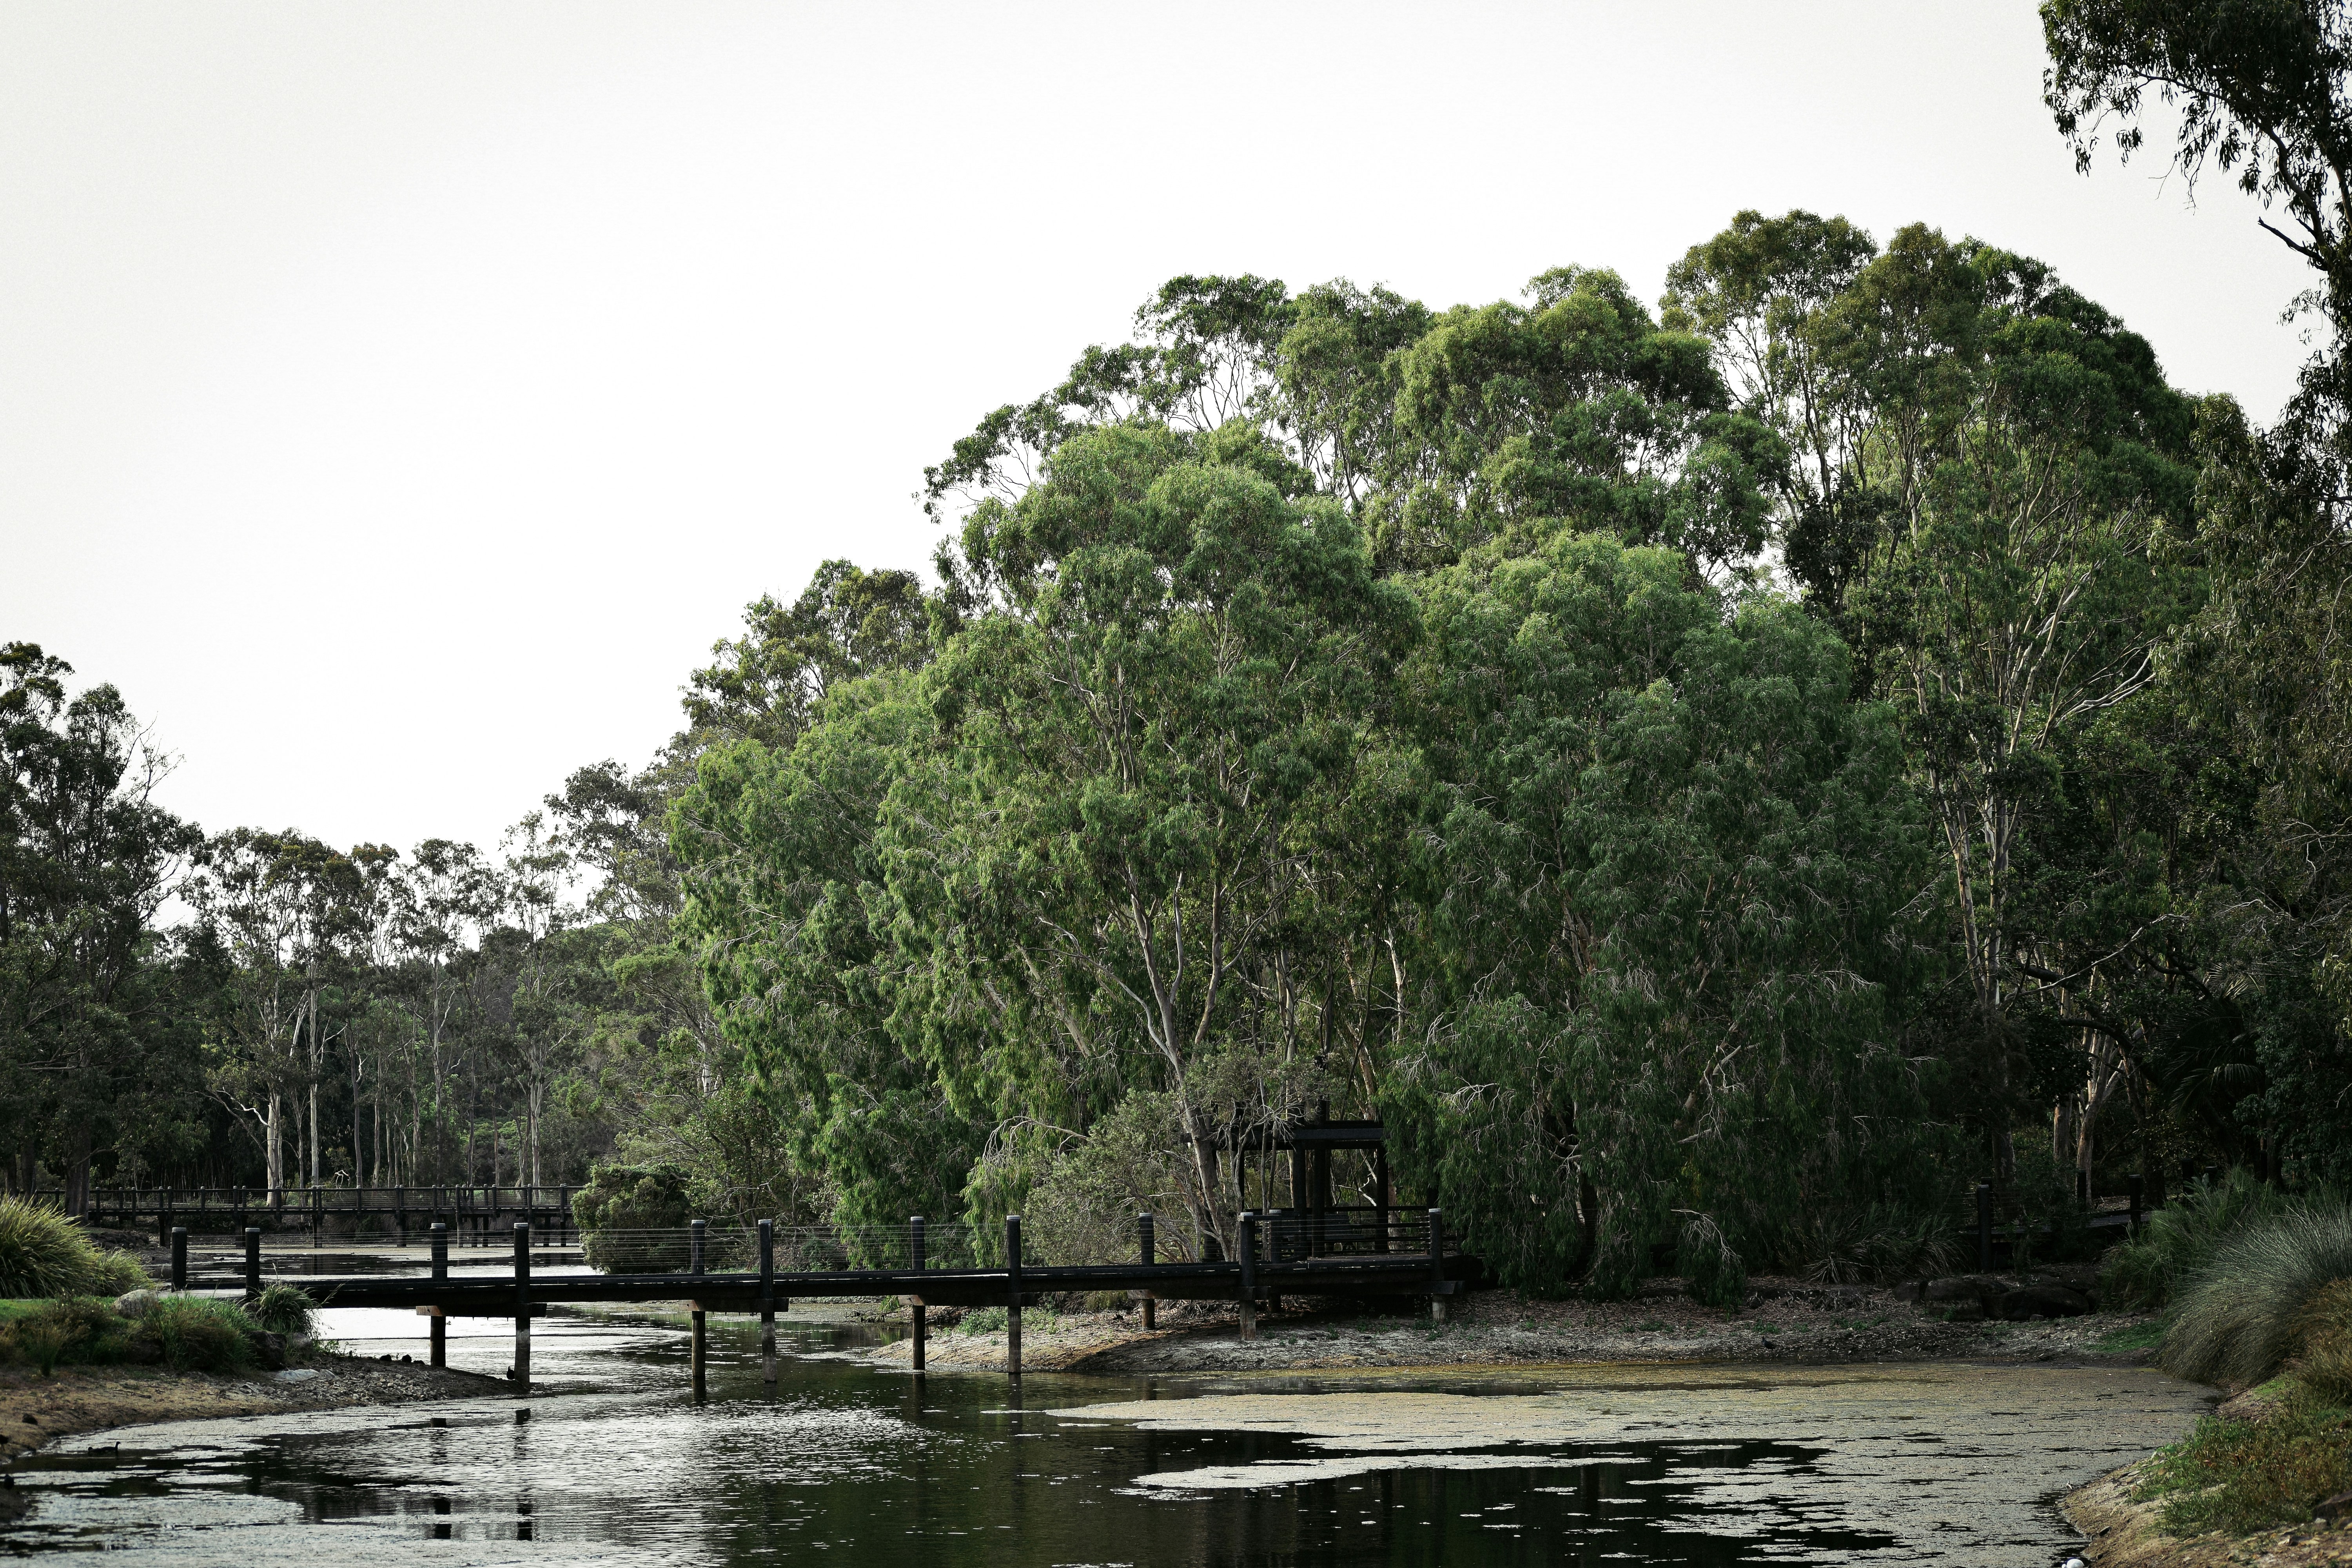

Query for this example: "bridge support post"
[170,1227,187,1292]
[1137,1213,1156,1330]
[1426,1207,1446,1324]
[513,1222,531,1393]
[243,1227,261,1307]
[909,1216,926,1374]
[1238,1212,1258,1339]
[759,1219,777,1385]
[1005,1214,1023,1379]
[430,1223,447,1367]
[690,1219,707,1401]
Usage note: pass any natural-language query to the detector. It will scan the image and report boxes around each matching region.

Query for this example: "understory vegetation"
[0,1197,147,1300]
[0,1287,315,1377]
[9,2,2352,1317]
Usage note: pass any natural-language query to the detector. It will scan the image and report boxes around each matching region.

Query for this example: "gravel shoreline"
[862,1273,2163,1376]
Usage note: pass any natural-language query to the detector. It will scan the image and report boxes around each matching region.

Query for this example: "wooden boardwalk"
[174,1211,1477,1392]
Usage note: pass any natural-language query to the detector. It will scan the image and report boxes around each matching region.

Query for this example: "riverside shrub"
[0,1196,148,1298]
[136,1296,254,1373]
[2163,1201,2352,1387]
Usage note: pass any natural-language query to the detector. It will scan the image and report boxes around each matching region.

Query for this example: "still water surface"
[2,1298,2203,1566]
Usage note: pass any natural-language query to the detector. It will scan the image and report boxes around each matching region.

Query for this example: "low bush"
[246,1283,317,1336]
[2102,1169,2297,1312]
[0,1196,149,1298]
[0,1297,133,1376]
[135,1296,254,1373]
[2136,1381,2352,1535]
[2162,1201,2352,1387]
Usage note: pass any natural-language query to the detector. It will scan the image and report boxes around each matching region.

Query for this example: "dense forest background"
[11,4,2352,1301]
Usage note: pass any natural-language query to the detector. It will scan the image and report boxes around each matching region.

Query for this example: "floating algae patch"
[1056,1362,2214,1564]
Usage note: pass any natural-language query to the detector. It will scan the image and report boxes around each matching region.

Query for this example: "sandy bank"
[0,1353,511,1465]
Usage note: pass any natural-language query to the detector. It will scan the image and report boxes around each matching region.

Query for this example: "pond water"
[1,1303,2207,1566]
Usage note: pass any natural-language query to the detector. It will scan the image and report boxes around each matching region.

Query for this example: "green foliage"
[0,1298,128,1375]
[2136,1382,2352,1537]
[573,1163,693,1273]
[2102,1168,2296,1310]
[1391,530,1944,1298]
[134,1295,254,1373]
[0,1197,147,1298]
[2162,1200,2352,1387]
[245,1283,317,1336]
[956,1306,1007,1335]
[2093,1319,2166,1353]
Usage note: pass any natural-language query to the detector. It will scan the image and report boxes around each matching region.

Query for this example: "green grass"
[136,1296,254,1373]
[2102,1169,2300,1312]
[0,1297,136,1375]
[2093,1319,2166,1354]
[247,1283,317,1335]
[2163,1202,2352,1387]
[2135,1381,2352,1535]
[0,1196,149,1299]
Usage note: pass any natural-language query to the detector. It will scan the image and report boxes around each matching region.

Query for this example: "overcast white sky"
[0,1,2316,860]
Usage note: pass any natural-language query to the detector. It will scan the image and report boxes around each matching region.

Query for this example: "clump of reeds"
[2163,1201,2352,1387]
[0,1194,149,1298]
[2102,1168,2295,1312]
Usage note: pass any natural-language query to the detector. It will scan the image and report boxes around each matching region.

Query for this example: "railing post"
[1373,1143,1390,1253]
[396,1185,407,1248]
[2128,1172,2145,1232]
[686,1218,708,1400]
[170,1227,187,1292]
[909,1215,927,1373]
[1426,1207,1446,1324]
[1237,1211,1258,1339]
[759,1218,777,1385]
[1976,1181,1993,1272]
[513,1221,532,1392]
[243,1226,261,1307]
[1138,1212,1156,1330]
[1005,1214,1024,1379]
[158,1190,171,1250]
[430,1222,448,1367]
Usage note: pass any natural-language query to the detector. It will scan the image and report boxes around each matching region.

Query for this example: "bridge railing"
[570,1210,1453,1276]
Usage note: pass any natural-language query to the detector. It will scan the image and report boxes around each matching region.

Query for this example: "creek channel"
[2,1264,2210,1567]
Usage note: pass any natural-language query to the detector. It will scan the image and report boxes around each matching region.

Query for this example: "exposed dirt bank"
[0,1354,510,1465]
[2063,1385,2352,1568]
[865,1274,2162,1376]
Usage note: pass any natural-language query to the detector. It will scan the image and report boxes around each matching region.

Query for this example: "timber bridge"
[170,1207,1478,1393]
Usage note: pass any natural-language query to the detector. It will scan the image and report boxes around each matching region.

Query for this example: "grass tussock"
[138,1295,254,1373]
[246,1283,316,1336]
[2136,1381,2352,1535]
[0,1196,149,1299]
[2102,1169,2298,1312]
[2161,1202,2352,1387]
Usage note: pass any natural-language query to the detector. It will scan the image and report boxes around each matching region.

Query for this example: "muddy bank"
[867,1275,2161,1376]
[0,1353,509,1464]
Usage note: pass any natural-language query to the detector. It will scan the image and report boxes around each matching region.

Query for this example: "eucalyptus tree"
[391,838,495,1180]
[2043,0,2352,1177]
[0,643,201,1205]
[192,828,371,1198]
[1392,532,1937,1300]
